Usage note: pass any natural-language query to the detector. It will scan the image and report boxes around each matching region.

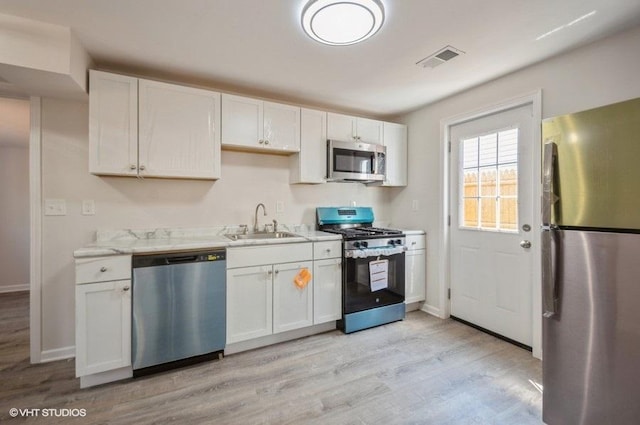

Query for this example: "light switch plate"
[411,200,419,211]
[45,199,66,216]
[82,200,95,216]
[276,201,284,213]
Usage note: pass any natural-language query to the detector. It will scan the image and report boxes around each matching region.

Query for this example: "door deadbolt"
[522,224,531,232]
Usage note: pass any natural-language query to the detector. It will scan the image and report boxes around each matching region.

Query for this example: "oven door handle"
[344,247,406,259]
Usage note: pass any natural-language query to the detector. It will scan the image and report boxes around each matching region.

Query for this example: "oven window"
[343,253,405,314]
[334,148,374,174]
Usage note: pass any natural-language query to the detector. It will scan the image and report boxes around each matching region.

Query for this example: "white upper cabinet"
[221,94,262,149]
[89,70,138,176]
[89,70,222,180]
[382,122,408,187]
[139,80,221,179]
[327,112,383,145]
[357,117,384,145]
[221,94,300,153]
[290,108,327,184]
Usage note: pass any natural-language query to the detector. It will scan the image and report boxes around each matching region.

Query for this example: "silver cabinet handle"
[122,286,130,291]
[100,266,107,272]
[520,240,532,249]
[129,164,137,170]
[326,248,331,253]
[258,139,264,144]
[411,241,417,245]
[274,269,279,274]
[267,270,273,275]
[139,165,146,171]
[264,140,270,145]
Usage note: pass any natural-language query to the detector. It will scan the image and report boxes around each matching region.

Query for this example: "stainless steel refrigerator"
[541,97,640,425]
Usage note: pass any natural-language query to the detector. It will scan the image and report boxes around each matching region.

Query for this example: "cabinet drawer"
[227,243,312,269]
[313,241,342,259]
[406,234,426,251]
[76,255,132,284]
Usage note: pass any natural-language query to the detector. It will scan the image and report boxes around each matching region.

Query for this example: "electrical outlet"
[82,200,96,216]
[44,199,67,216]
[412,200,419,211]
[276,201,284,213]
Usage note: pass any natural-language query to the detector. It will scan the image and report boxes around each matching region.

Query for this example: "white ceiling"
[0,0,639,117]
[0,97,29,147]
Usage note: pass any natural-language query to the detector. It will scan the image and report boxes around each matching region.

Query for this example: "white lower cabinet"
[226,265,273,344]
[273,261,314,333]
[405,234,426,303]
[75,279,131,377]
[226,243,315,345]
[313,258,342,324]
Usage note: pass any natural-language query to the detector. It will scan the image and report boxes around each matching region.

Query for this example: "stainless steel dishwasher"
[132,249,226,376]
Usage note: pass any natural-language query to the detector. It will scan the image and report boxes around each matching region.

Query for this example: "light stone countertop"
[74,225,341,258]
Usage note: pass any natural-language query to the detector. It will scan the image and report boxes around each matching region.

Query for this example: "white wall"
[39,97,391,353]
[390,24,640,315]
[0,146,29,291]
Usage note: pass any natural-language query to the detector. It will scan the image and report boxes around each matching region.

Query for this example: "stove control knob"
[395,239,403,246]
[353,241,361,249]
[361,241,368,248]
[388,240,396,246]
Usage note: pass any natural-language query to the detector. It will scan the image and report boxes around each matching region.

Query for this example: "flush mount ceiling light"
[301,0,385,46]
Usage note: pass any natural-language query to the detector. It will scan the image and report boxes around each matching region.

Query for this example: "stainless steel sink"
[225,231,298,241]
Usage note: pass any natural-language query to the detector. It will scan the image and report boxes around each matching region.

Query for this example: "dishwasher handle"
[165,255,199,264]
[133,249,226,268]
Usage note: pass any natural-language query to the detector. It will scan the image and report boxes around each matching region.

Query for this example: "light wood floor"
[0,292,542,424]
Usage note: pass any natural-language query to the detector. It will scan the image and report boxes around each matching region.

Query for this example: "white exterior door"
[449,103,534,346]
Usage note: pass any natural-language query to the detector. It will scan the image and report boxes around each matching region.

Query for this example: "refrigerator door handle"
[542,141,559,317]
[542,141,558,228]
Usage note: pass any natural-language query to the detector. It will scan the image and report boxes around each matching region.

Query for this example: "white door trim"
[439,91,542,359]
[29,96,42,363]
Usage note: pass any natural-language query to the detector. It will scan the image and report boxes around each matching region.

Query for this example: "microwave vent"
[416,45,465,69]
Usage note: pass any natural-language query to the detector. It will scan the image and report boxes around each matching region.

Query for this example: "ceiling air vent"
[416,45,465,69]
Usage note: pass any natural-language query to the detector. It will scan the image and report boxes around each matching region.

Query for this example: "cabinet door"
[383,122,408,186]
[327,112,356,141]
[356,117,384,145]
[89,70,138,176]
[227,265,273,344]
[405,250,426,303]
[263,101,300,152]
[273,261,314,333]
[313,258,342,324]
[75,280,131,377]
[138,80,221,179]
[291,108,327,184]
[221,94,263,149]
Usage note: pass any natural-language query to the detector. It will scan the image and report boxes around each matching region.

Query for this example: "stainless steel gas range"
[317,207,406,333]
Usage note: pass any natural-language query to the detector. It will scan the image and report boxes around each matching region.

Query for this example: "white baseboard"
[421,303,444,318]
[0,284,30,293]
[40,346,75,363]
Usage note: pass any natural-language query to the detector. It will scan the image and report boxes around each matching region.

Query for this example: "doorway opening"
[0,97,30,294]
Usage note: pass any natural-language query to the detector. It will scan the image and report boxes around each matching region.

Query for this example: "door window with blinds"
[460,128,518,232]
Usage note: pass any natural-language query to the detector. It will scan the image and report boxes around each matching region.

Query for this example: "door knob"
[520,240,532,249]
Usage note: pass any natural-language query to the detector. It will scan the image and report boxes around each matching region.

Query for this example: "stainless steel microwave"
[327,139,386,183]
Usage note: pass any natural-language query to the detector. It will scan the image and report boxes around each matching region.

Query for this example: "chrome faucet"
[254,203,267,232]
